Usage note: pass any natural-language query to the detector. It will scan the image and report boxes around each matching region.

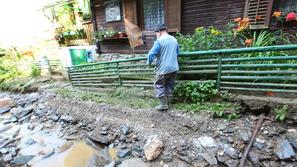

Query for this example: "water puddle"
[16,131,116,167]
[33,141,98,167]
[0,107,117,167]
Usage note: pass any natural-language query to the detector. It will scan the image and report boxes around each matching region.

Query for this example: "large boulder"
[144,135,164,161]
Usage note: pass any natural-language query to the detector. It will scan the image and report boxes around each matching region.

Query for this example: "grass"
[175,102,241,120]
[55,87,241,120]
[55,87,159,109]
[0,77,51,93]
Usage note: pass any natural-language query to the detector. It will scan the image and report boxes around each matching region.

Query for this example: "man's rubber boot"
[155,96,169,111]
[167,96,172,108]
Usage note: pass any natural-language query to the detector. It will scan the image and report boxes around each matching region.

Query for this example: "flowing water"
[0,112,117,167]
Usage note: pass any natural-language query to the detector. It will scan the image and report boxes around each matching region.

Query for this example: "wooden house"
[91,0,297,54]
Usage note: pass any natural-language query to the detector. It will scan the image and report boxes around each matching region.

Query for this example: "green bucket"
[69,49,87,65]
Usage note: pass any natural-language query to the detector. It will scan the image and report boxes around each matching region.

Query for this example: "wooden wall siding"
[93,0,156,53]
[181,0,246,33]
[93,0,125,31]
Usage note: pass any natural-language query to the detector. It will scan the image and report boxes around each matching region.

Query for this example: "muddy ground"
[0,82,297,167]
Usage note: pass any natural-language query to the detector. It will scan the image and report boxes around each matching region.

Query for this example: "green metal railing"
[68,44,297,93]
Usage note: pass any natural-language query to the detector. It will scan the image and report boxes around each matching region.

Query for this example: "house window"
[143,0,165,31]
[273,0,297,12]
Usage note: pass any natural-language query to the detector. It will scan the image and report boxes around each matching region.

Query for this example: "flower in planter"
[272,11,282,18]
[210,28,221,36]
[286,12,297,21]
[195,27,205,33]
[234,17,242,23]
[234,17,250,32]
[245,39,253,46]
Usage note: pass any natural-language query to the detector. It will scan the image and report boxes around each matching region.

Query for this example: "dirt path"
[1,85,297,167]
[45,87,297,167]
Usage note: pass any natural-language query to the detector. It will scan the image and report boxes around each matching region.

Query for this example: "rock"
[60,115,77,124]
[25,138,36,146]
[105,161,116,167]
[3,153,13,162]
[88,134,116,145]
[217,155,227,163]
[194,136,217,149]
[202,151,217,166]
[287,132,297,150]
[49,114,60,122]
[11,155,35,165]
[10,147,17,156]
[18,105,34,119]
[159,154,173,162]
[248,150,260,165]
[239,131,251,143]
[86,154,109,167]
[226,127,236,133]
[217,123,227,131]
[121,125,130,135]
[224,159,239,167]
[0,107,10,114]
[0,98,15,108]
[27,93,39,103]
[144,135,164,161]
[274,139,295,160]
[118,158,148,167]
[253,141,265,150]
[0,148,8,154]
[117,149,131,158]
[0,125,12,134]
[223,144,238,159]
[9,107,22,116]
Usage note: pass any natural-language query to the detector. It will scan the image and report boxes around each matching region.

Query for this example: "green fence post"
[216,56,223,91]
[116,63,122,86]
[67,67,73,85]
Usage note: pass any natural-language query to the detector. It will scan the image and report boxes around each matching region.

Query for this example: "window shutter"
[164,0,181,32]
[123,0,137,25]
[244,0,274,29]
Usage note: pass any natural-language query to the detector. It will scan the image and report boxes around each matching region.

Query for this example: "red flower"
[265,92,274,96]
[286,12,297,21]
[245,39,253,46]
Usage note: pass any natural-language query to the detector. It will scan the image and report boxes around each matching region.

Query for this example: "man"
[147,24,179,111]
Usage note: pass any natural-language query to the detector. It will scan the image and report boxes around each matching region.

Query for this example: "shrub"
[176,23,242,52]
[173,81,218,103]
[273,105,288,121]
[30,64,41,77]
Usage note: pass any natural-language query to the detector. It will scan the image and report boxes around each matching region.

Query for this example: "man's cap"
[154,24,167,32]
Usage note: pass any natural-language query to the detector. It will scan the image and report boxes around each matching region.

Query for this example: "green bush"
[273,105,288,121]
[176,23,242,51]
[173,81,218,103]
[30,64,41,77]
[0,57,22,83]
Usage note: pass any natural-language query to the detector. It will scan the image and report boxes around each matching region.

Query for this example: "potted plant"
[272,11,297,27]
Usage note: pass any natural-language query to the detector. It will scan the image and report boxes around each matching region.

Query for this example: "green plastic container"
[69,49,87,65]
